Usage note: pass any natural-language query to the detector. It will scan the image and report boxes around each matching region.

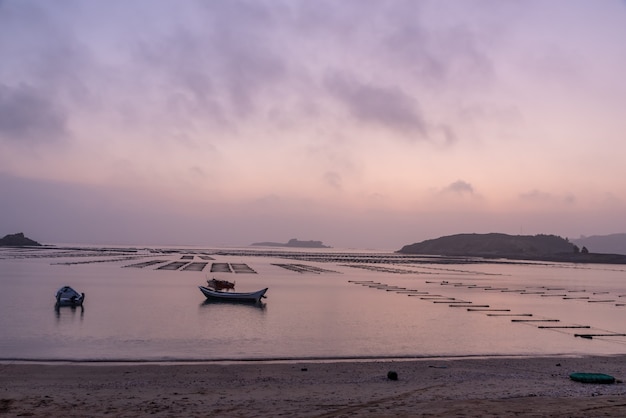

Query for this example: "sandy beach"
[2,356,626,417]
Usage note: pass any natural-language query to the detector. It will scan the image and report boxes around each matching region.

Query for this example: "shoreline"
[0,352,606,365]
[2,355,625,417]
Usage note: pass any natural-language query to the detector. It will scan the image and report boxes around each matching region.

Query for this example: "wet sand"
[2,356,626,417]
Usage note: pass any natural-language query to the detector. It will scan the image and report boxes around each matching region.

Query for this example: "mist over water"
[1,246,625,361]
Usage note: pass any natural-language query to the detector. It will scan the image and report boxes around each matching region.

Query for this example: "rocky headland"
[0,232,41,247]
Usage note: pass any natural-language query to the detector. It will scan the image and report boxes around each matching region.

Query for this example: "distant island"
[0,232,42,247]
[572,233,626,255]
[397,233,626,264]
[251,238,331,248]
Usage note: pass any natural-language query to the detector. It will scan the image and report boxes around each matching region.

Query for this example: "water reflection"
[55,305,85,321]
[200,300,266,311]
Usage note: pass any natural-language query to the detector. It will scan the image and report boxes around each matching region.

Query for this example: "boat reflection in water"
[200,299,266,310]
[55,304,85,320]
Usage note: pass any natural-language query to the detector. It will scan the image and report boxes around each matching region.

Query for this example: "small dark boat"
[198,286,267,303]
[207,278,236,291]
[55,286,85,307]
[570,372,616,384]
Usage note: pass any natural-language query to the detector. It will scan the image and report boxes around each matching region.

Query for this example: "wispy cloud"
[442,180,475,195]
[325,73,426,137]
[519,189,576,205]
[0,84,68,144]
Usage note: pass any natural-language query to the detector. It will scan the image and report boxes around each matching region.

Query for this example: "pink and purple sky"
[1,0,625,249]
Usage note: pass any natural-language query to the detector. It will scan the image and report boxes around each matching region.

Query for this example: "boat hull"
[55,286,85,307]
[198,286,267,303]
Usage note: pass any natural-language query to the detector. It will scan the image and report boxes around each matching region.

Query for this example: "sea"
[1,245,625,362]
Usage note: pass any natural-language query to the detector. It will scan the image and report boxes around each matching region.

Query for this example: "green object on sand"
[569,372,616,384]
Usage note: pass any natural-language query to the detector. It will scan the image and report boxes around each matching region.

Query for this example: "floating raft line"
[450,304,489,308]
[593,292,610,295]
[563,297,589,299]
[420,297,455,300]
[406,293,432,296]
[575,334,626,339]
[520,292,545,294]
[538,325,591,329]
[433,300,469,304]
[588,300,615,303]
[487,313,533,317]
[182,262,208,272]
[125,260,167,268]
[157,261,189,271]
[512,319,559,322]
[501,289,525,292]
[467,308,510,312]
[540,294,567,297]
[483,288,508,291]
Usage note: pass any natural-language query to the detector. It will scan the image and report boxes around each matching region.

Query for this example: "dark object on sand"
[569,372,616,384]
[387,371,398,381]
[55,286,85,307]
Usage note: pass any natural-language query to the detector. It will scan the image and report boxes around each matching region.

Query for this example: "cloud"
[442,180,475,195]
[323,171,342,190]
[324,72,427,137]
[0,84,68,144]
[128,2,288,123]
[519,189,576,205]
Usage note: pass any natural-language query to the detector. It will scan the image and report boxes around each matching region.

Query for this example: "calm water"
[1,246,626,361]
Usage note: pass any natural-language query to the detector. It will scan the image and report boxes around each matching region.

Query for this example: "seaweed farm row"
[212,249,489,265]
[124,260,256,273]
[433,280,626,308]
[349,279,626,343]
[272,263,340,274]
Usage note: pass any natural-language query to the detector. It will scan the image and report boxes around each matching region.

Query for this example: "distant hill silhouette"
[397,233,626,264]
[0,232,41,247]
[398,233,573,257]
[572,233,626,255]
[251,238,331,248]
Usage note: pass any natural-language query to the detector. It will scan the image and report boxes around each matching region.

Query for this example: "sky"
[1,0,626,249]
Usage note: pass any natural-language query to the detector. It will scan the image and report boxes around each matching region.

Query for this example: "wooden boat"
[198,286,267,303]
[207,278,235,291]
[55,286,85,307]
